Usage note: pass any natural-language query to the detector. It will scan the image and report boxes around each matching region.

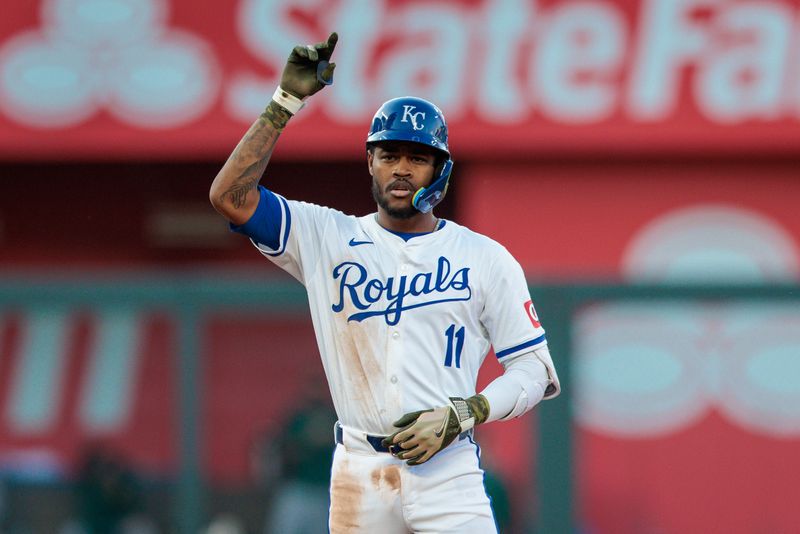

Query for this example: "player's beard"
[372,178,418,219]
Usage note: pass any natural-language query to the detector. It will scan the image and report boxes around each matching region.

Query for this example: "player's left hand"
[382,406,461,465]
[383,395,490,465]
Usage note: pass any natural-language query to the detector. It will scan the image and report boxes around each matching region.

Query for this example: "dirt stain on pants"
[330,459,364,533]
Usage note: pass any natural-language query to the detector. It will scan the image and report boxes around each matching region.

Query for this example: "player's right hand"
[280,32,338,99]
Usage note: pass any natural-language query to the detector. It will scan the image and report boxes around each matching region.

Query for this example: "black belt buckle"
[366,433,391,453]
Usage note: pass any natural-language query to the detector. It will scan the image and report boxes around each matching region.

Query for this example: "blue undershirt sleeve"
[229,185,283,249]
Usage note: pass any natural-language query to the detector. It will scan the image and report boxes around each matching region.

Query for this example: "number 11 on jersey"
[444,324,465,368]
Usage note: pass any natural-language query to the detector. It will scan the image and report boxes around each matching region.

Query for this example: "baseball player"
[209,32,560,533]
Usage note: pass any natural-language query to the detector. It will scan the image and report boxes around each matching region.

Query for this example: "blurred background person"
[255,371,337,534]
[73,446,151,534]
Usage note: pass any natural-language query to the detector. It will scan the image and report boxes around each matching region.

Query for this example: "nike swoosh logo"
[348,238,374,247]
[434,418,447,438]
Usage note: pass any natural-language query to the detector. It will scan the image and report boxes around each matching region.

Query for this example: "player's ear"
[367,149,374,176]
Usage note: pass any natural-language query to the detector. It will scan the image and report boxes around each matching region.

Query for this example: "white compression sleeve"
[480,348,552,423]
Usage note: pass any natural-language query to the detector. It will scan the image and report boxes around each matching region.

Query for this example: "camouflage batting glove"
[382,395,490,466]
[280,32,338,100]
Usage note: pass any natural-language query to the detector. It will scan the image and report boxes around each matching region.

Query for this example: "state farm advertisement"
[2,0,800,160]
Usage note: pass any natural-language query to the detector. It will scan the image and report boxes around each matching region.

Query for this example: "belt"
[334,421,472,454]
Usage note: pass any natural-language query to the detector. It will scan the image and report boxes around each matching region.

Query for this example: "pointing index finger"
[317,31,338,61]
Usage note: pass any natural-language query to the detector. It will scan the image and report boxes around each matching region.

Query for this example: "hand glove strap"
[272,86,306,115]
[449,397,476,432]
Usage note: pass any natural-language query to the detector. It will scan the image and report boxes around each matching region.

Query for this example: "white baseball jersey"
[248,193,548,436]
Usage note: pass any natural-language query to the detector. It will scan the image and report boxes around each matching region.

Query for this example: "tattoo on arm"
[223,171,260,209]
[221,101,293,208]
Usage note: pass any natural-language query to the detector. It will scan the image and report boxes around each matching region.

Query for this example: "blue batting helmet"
[366,96,454,213]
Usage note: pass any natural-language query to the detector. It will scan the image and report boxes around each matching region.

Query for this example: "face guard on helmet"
[366,96,454,214]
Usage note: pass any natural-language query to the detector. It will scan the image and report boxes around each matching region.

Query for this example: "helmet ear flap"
[412,159,453,214]
[434,158,447,182]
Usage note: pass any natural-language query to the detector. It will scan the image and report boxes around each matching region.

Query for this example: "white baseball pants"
[329,423,498,533]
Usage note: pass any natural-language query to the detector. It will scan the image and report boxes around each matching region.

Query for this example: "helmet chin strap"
[412,160,454,214]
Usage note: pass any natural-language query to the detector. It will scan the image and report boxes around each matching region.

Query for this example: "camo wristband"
[465,394,490,426]
[272,86,305,115]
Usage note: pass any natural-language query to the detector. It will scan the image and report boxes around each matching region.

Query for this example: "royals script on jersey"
[249,194,547,435]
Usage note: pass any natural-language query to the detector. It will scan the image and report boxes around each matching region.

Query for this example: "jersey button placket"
[390,330,400,387]
[386,257,408,414]
[386,328,402,416]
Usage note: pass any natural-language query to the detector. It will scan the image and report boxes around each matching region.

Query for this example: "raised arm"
[209,32,338,225]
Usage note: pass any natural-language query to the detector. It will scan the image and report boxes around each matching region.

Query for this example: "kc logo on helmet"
[401,105,426,130]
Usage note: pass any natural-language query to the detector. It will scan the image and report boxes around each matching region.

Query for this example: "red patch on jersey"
[524,299,541,328]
